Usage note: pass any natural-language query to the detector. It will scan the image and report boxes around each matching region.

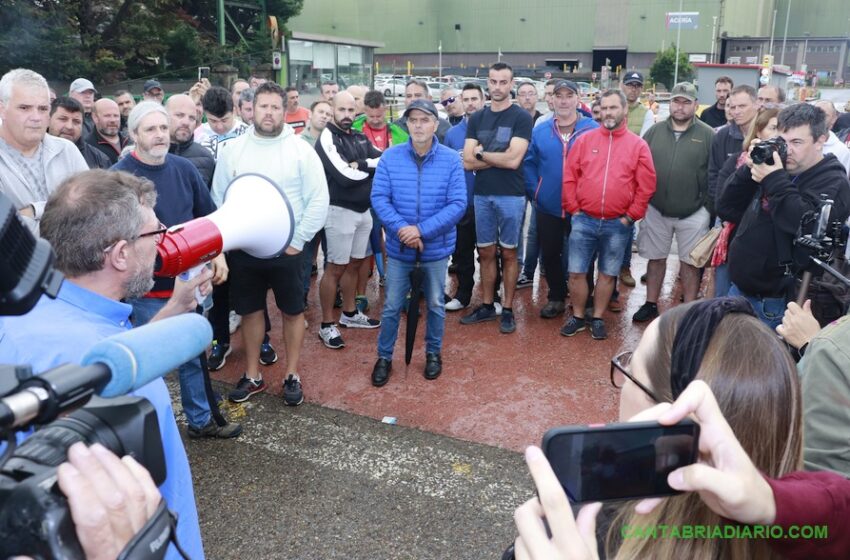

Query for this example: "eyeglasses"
[610,351,660,403]
[440,97,456,106]
[136,222,168,245]
[103,222,167,253]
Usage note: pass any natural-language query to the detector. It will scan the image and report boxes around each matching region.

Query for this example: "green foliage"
[649,44,695,90]
[0,0,304,84]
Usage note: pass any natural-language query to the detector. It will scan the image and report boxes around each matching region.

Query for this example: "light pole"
[802,31,810,71]
[711,16,718,63]
[780,0,791,65]
[673,0,684,86]
[769,9,777,57]
[438,40,442,79]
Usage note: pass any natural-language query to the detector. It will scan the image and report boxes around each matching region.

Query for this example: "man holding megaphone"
[212,81,329,405]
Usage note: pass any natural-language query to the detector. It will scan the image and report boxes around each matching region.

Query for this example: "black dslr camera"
[751,136,788,166]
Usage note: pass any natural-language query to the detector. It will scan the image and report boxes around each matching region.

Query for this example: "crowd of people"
[2,61,850,558]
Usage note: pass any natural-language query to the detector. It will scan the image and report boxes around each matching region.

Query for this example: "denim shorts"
[568,212,632,277]
[474,194,525,249]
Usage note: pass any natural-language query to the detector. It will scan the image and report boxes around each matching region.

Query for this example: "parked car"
[378,78,407,98]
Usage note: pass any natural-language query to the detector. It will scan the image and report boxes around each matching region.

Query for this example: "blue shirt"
[443,119,475,209]
[0,281,205,560]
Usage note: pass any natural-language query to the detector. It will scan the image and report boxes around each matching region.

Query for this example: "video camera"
[751,136,788,166]
[795,195,850,308]
[0,191,210,559]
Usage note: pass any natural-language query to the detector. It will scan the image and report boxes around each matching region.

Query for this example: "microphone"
[0,314,212,429]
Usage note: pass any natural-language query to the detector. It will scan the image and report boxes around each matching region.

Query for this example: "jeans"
[474,194,525,248]
[536,211,570,302]
[523,207,542,278]
[129,298,211,429]
[377,257,449,360]
[714,263,731,297]
[568,213,632,277]
[728,284,786,330]
[621,224,635,269]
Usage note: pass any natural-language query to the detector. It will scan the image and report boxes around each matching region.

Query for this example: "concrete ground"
[173,249,695,558]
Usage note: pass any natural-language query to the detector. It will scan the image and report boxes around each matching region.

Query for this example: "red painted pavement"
[212,255,687,453]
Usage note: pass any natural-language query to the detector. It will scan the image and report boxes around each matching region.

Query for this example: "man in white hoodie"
[211,81,329,406]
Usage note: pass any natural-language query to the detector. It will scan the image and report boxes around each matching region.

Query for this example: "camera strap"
[117,500,185,560]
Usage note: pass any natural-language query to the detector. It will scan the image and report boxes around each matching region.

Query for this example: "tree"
[649,44,695,90]
[0,0,304,84]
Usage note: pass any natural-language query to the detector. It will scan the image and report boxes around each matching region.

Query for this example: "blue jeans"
[129,298,211,430]
[377,257,448,360]
[728,284,786,330]
[621,225,635,269]
[714,263,731,297]
[474,194,525,248]
[568,213,632,277]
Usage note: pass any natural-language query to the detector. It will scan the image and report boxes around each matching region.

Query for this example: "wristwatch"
[475,150,484,161]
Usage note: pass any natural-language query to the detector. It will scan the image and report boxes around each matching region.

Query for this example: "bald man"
[86,98,129,164]
[347,85,368,117]
[167,94,216,186]
[815,100,850,175]
[314,90,385,349]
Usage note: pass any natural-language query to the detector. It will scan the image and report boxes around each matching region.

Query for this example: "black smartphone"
[198,66,210,81]
[542,419,700,504]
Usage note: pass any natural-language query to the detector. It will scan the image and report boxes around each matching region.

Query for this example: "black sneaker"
[460,304,499,324]
[632,302,659,323]
[500,309,516,334]
[540,301,566,319]
[334,289,343,308]
[228,375,267,402]
[187,419,243,439]
[560,316,586,337]
[319,324,345,349]
[259,342,278,365]
[590,318,608,340]
[516,274,533,289]
[283,374,304,406]
[208,341,231,371]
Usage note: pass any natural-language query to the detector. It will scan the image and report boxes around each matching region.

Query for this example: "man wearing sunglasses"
[440,87,464,126]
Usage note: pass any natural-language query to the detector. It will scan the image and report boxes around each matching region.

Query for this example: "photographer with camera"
[717,103,850,328]
[0,170,209,558]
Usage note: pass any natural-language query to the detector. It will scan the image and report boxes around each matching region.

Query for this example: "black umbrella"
[404,250,425,365]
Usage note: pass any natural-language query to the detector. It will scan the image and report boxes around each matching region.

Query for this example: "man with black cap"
[68,77,97,136]
[142,79,165,104]
[633,82,714,323]
[523,80,599,321]
[621,71,654,137]
[370,99,467,386]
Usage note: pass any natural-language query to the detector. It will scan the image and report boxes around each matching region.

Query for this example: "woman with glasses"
[515,297,803,559]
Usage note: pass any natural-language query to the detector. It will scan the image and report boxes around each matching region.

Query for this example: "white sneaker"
[318,324,345,349]
[445,298,467,311]
[494,302,503,315]
[339,310,381,329]
[228,311,242,334]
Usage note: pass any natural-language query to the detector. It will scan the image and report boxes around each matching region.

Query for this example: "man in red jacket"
[561,89,656,340]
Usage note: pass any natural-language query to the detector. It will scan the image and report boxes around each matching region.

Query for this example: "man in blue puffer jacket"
[523,80,599,320]
[370,99,467,386]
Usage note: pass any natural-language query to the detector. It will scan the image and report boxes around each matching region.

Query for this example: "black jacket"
[314,122,382,213]
[699,103,727,129]
[76,138,111,169]
[717,154,850,297]
[170,140,216,188]
[708,122,744,207]
[85,128,129,165]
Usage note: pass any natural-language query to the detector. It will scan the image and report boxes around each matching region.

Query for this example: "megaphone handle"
[179,263,213,311]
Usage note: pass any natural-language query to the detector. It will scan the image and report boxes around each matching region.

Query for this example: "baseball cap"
[144,79,163,93]
[553,80,579,94]
[670,82,697,102]
[403,99,439,119]
[69,78,97,94]
[623,72,644,85]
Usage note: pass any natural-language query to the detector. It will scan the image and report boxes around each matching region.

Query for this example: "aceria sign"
[666,12,699,30]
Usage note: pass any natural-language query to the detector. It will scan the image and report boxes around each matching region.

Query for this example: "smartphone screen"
[198,66,210,81]
[542,420,699,503]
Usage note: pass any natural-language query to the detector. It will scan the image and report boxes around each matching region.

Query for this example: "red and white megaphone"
[155,173,294,277]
